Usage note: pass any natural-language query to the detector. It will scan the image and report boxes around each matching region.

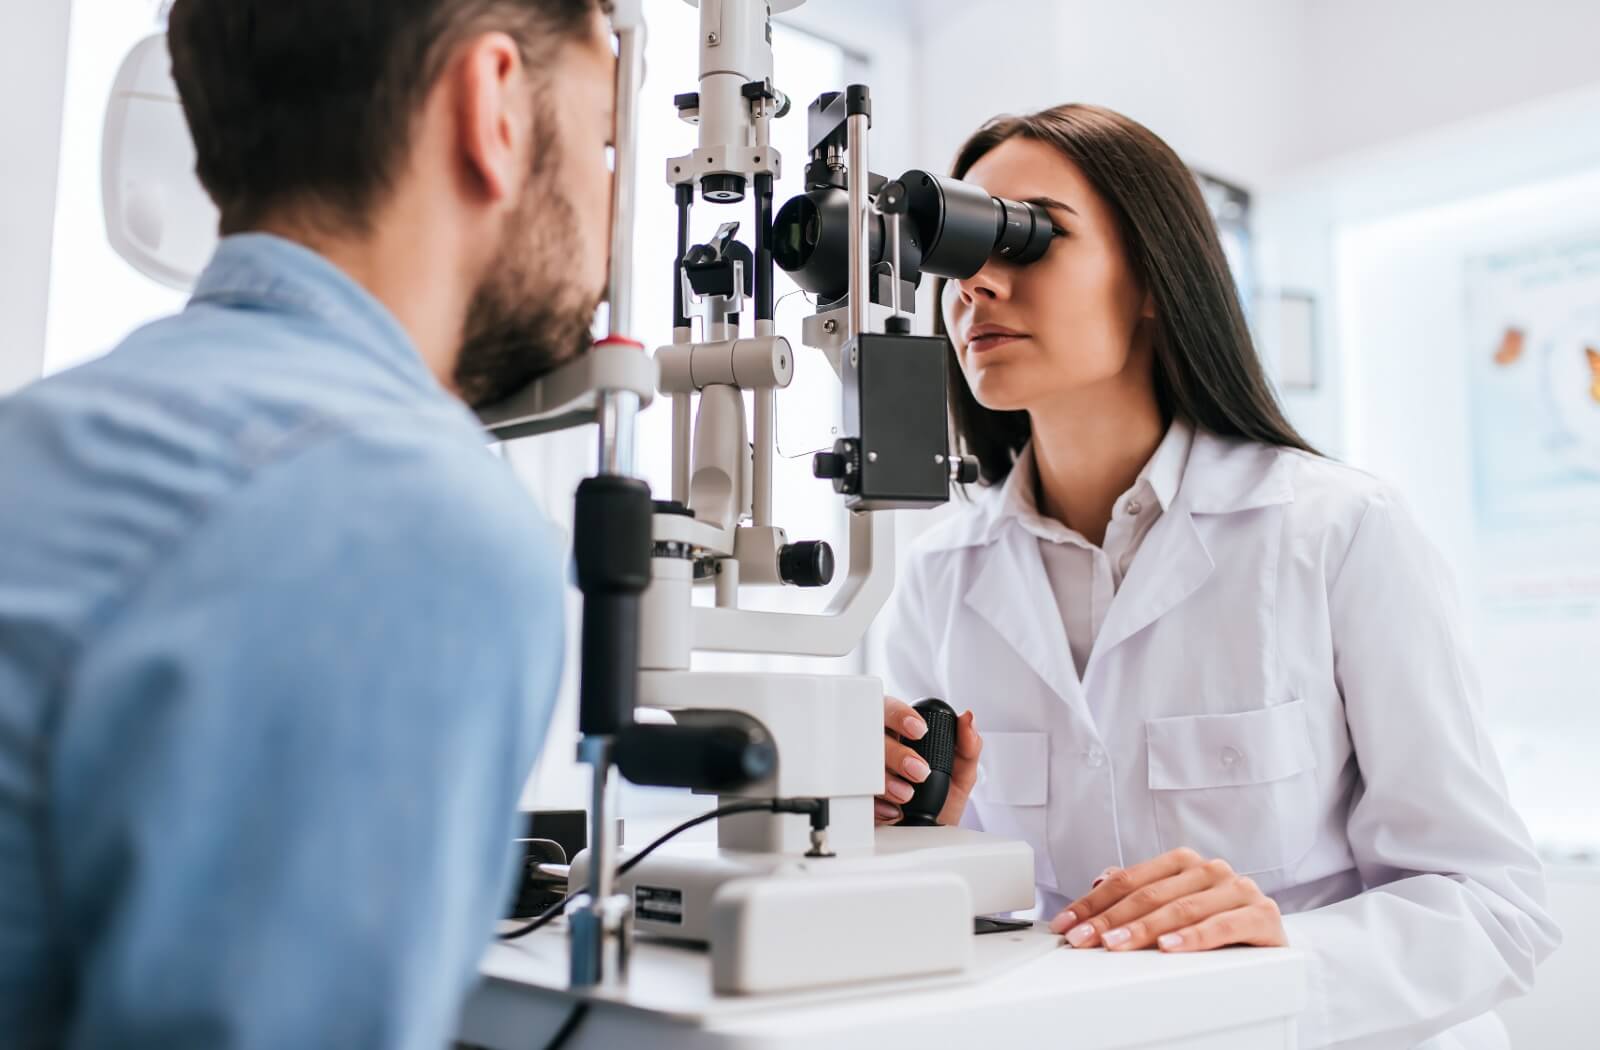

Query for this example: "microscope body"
[554,0,1038,996]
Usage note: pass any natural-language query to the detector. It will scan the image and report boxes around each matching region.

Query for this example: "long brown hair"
[935,104,1316,485]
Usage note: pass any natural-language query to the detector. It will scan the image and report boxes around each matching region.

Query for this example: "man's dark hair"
[167,0,601,235]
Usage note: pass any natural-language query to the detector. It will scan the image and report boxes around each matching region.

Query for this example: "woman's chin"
[967,374,1036,414]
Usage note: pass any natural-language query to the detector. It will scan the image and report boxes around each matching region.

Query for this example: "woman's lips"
[967,332,1028,354]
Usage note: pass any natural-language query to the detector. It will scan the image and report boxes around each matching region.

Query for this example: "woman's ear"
[1141,290,1156,320]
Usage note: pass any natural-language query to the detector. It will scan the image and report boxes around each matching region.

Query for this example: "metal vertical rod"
[752,162,776,526]
[583,738,618,904]
[753,386,774,526]
[672,393,691,505]
[889,211,902,318]
[754,173,775,323]
[595,391,641,477]
[605,23,645,338]
[846,109,869,342]
[672,184,693,332]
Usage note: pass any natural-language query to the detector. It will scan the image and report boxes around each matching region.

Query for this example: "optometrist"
[877,104,1560,1050]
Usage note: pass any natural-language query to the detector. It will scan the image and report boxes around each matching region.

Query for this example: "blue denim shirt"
[0,235,565,1049]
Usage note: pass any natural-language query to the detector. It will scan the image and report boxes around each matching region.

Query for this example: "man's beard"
[453,173,601,410]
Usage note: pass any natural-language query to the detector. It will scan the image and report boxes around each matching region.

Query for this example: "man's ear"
[454,32,532,205]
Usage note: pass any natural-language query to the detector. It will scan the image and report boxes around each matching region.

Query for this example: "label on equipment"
[635,885,684,925]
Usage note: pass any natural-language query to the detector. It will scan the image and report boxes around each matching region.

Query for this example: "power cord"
[499,797,828,942]
[514,798,829,1050]
[540,1002,589,1050]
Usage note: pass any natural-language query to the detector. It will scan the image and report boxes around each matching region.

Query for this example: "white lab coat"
[881,428,1560,1050]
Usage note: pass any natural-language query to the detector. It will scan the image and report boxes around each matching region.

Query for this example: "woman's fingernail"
[887,779,914,803]
[1158,933,1183,950]
[875,801,900,821]
[1049,910,1077,934]
[901,755,931,782]
[902,715,926,739]
[1102,928,1131,948]
[1067,923,1096,947]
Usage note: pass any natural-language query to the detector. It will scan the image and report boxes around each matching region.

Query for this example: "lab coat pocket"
[974,731,1058,890]
[1145,701,1318,875]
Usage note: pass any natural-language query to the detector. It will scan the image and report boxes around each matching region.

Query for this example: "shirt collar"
[188,233,444,400]
[996,417,1195,545]
[1143,416,1195,512]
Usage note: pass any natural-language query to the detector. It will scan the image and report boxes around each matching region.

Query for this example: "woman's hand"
[875,697,981,826]
[1048,848,1286,952]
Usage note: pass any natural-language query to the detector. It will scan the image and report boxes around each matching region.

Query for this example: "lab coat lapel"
[963,524,1088,714]
[1084,430,1294,681]
[1086,507,1214,679]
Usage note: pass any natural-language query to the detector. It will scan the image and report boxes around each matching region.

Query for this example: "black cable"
[540,1001,589,1050]
[498,799,794,942]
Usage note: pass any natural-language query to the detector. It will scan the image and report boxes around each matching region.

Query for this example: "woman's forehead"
[965,137,1092,208]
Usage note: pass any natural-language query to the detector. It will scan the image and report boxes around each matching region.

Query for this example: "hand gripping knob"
[899,698,958,827]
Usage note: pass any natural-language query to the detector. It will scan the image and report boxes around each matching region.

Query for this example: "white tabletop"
[462,922,1308,1050]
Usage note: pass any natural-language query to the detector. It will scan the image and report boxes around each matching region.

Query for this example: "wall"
[1295,0,1600,170]
[911,0,1306,188]
[1499,866,1600,1047]
[0,1,73,394]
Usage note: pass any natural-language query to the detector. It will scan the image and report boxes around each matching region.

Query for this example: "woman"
[877,104,1559,1050]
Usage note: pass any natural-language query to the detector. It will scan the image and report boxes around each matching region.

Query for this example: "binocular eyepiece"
[772,169,1058,303]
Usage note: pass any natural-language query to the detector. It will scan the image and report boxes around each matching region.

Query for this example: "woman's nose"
[956,263,1011,303]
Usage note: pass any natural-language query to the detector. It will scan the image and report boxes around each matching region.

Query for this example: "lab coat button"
[1085,748,1106,768]
[1124,499,1142,516]
[1220,745,1242,769]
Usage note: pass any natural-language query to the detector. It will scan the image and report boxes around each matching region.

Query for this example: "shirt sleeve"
[879,547,983,833]
[1281,489,1561,1050]
[50,428,566,1050]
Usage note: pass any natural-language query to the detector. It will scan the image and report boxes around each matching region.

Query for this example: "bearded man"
[0,2,614,1046]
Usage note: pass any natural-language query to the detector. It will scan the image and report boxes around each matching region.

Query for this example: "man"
[0,1,614,1046]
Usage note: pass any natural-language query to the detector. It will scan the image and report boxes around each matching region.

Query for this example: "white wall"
[1499,866,1600,1048]
[1,0,73,394]
[1295,0,1600,170]
[911,0,1305,187]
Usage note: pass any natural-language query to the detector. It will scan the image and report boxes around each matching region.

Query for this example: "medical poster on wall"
[1464,234,1600,615]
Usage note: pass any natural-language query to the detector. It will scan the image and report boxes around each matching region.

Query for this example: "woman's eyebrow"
[1025,195,1079,217]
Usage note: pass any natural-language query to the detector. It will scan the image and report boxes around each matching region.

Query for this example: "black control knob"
[899,698,958,827]
[615,721,775,792]
[955,454,980,485]
[813,451,847,479]
[779,540,835,588]
[812,439,860,494]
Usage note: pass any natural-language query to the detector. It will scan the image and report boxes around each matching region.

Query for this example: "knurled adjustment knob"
[778,541,835,588]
